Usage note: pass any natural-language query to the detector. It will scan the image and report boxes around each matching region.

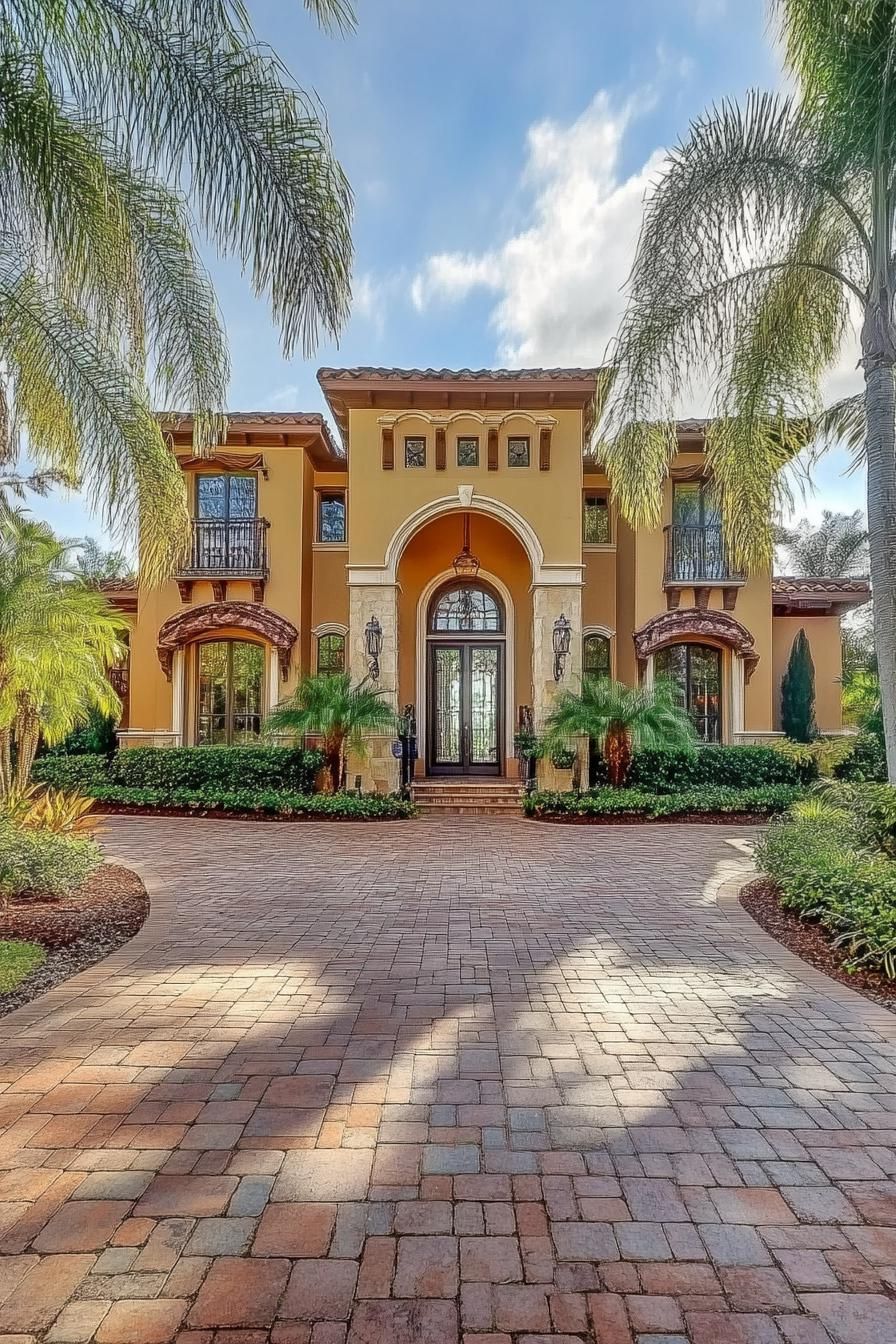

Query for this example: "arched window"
[583,633,611,682]
[655,642,722,742]
[429,585,503,633]
[317,632,346,675]
[197,640,263,744]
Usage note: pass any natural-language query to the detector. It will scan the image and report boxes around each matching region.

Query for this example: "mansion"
[108,367,869,792]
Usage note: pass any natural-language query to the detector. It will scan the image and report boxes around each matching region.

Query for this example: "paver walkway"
[1,816,896,1344]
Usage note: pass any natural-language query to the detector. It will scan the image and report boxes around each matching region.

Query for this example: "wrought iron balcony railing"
[664,523,744,585]
[179,517,269,577]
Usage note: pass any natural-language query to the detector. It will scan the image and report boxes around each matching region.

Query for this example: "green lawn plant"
[266,673,397,794]
[545,677,696,787]
[0,939,45,993]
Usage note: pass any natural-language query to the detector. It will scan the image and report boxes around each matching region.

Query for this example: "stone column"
[347,580,400,793]
[532,581,584,788]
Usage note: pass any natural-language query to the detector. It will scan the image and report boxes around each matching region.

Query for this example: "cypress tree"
[781,628,817,742]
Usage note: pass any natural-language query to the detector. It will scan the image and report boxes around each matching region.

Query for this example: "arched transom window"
[429,585,503,634]
[583,633,611,681]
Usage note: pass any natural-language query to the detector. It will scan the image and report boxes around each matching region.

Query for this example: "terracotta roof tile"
[772,576,870,594]
[317,366,603,382]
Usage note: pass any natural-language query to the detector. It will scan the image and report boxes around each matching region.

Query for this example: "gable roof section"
[158,411,343,467]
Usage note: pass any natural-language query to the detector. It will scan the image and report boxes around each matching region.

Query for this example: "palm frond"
[0,259,189,583]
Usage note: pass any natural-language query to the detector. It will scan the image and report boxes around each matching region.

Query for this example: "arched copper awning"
[633,607,759,681]
[157,602,298,681]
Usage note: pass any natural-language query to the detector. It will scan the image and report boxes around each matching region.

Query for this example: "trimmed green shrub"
[524,784,800,819]
[88,785,415,820]
[756,784,896,979]
[0,821,101,903]
[591,745,814,791]
[34,745,323,795]
[40,709,118,758]
[32,755,111,789]
[834,732,887,783]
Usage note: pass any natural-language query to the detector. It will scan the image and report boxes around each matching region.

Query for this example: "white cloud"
[269,383,299,406]
[410,91,665,367]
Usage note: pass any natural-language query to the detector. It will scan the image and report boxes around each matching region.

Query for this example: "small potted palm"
[265,673,397,794]
[545,677,695,789]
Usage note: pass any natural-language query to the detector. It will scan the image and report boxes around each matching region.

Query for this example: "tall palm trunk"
[604,723,633,788]
[863,164,896,784]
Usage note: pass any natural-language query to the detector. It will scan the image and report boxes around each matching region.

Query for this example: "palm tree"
[0,0,354,582]
[600,1,896,781]
[266,672,397,793]
[545,678,696,788]
[0,512,125,792]
[74,538,135,585]
[777,509,869,577]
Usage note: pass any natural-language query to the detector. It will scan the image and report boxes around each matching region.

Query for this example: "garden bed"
[87,788,415,820]
[532,811,775,825]
[0,862,148,1017]
[93,799,415,822]
[741,877,896,1013]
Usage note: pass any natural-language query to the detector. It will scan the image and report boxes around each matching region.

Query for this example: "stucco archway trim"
[633,607,759,680]
[157,602,299,681]
[380,491,545,584]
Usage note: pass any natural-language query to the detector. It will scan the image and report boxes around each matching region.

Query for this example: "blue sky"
[29,0,865,546]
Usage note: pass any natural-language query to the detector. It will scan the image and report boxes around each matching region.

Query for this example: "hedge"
[33,745,323,795]
[590,745,815,792]
[525,784,801,819]
[756,787,896,978]
[0,821,102,901]
[87,785,415,820]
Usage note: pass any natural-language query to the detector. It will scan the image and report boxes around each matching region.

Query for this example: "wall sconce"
[552,613,572,682]
[365,615,383,681]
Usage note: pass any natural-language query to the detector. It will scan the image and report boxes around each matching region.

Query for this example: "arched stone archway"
[157,602,298,680]
[633,607,759,680]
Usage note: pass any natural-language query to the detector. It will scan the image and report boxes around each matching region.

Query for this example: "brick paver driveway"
[1,816,896,1344]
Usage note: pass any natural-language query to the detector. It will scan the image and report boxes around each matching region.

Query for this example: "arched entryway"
[425,579,506,775]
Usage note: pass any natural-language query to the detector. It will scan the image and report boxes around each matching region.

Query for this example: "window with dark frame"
[197,639,263,745]
[507,436,530,467]
[583,633,611,681]
[196,473,257,520]
[317,492,346,543]
[583,493,611,544]
[317,632,346,675]
[457,436,479,467]
[405,436,426,468]
[655,642,722,743]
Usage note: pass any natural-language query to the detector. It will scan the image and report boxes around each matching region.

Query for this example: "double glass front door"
[428,642,502,775]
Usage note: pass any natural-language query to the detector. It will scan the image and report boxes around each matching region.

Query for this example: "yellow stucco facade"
[117,370,867,789]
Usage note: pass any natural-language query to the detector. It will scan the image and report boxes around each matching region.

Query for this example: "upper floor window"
[507,436,530,467]
[430,585,503,633]
[318,492,346,543]
[583,633,611,681]
[196,473,257,520]
[457,437,479,468]
[673,479,720,529]
[405,436,426,468]
[317,632,346,675]
[583,493,610,544]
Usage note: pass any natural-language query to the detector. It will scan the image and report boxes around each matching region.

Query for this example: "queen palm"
[601,0,896,780]
[545,679,695,788]
[0,0,353,581]
[0,512,124,792]
[266,672,397,794]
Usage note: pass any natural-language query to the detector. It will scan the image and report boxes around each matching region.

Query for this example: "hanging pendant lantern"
[452,513,480,580]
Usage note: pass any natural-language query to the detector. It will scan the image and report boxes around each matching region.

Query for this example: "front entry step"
[413,778,525,816]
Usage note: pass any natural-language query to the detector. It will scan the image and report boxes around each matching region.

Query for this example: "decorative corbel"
[211,580,227,604]
[176,579,193,604]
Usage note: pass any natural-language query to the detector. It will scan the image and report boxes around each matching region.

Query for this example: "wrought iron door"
[428,642,503,775]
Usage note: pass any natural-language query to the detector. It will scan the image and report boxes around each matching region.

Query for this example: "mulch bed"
[0,862,148,1018]
[529,812,772,825]
[741,877,896,1013]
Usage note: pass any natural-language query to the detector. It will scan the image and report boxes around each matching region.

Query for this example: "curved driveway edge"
[0,815,895,1344]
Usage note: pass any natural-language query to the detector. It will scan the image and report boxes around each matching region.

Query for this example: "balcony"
[177,517,269,602]
[663,524,744,605]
